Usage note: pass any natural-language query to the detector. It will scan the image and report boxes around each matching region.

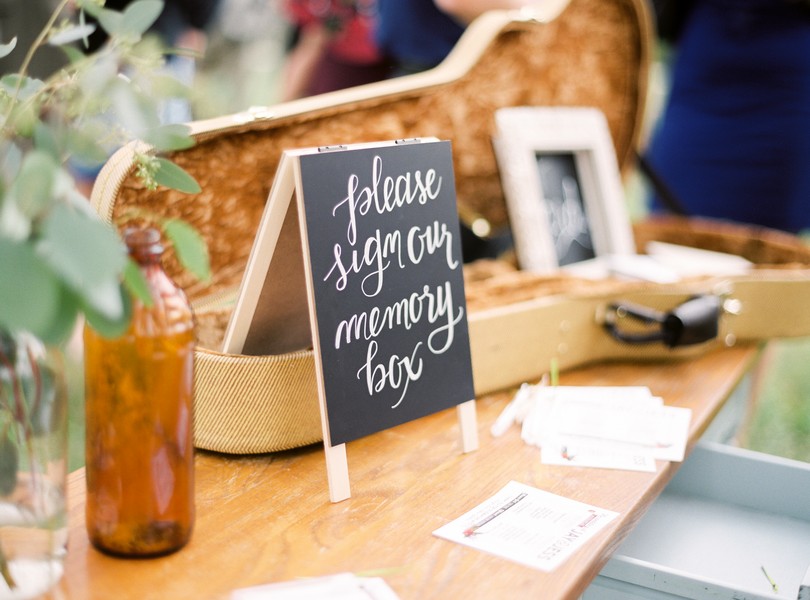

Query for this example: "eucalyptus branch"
[3,0,72,124]
[0,0,207,343]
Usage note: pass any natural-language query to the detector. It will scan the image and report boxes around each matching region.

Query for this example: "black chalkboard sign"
[297,140,475,447]
[534,152,596,267]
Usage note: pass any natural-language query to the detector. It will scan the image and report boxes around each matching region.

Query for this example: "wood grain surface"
[49,344,760,600]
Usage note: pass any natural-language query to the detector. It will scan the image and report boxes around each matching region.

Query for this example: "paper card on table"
[433,480,618,572]
[652,405,692,462]
[531,385,659,406]
[526,387,660,442]
[551,398,665,446]
[521,386,660,446]
[230,573,400,600]
[540,436,656,472]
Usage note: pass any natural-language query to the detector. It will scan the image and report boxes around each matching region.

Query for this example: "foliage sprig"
[0,0,210,345]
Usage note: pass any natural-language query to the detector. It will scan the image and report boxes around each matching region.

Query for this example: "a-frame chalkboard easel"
[223,138,478,503]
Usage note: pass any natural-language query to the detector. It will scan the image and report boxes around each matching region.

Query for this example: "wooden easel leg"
[324,442,351,503]
[457,399,479,453]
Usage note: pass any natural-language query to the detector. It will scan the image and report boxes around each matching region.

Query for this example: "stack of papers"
[491,384,691,472]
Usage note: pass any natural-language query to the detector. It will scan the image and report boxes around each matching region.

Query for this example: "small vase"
[0,330,68,600]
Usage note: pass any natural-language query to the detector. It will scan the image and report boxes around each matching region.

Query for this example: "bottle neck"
[124,227,164,266]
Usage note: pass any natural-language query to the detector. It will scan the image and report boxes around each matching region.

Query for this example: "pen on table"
[490,375,548,438]
[463,492,527,537]
[490,383,529,437]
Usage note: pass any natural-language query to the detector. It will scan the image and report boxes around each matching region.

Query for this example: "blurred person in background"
[281,0,388,100]
[375,0,543,77]
[644,0,810,234]
[280,0,549,98]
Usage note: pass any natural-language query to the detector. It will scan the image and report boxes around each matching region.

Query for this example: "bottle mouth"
[123,226,164,256]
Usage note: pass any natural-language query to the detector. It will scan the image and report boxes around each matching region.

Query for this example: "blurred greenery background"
[741,339,810,462]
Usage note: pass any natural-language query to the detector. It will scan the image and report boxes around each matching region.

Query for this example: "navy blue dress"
[646,0,810,233]
[375,0,465,75]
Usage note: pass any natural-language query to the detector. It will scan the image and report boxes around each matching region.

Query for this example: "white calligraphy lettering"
[356,340,424,408]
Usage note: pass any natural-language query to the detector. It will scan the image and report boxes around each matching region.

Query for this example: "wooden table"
[50,343,760,600]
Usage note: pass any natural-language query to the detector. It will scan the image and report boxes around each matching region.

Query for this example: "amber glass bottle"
[84,227,195,557]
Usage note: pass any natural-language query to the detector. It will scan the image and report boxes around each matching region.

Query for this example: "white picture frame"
[493,106,635,273]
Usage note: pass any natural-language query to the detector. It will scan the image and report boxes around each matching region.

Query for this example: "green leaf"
[0,141,22,182]
[33,121,62,161]
[148,73,190,100]
[36,204,128,320]
[81,280,131,338]
[76,51,117,98]
[78,1,104,19]
[120,0,164,38]
[66,122,111,167]
[163,218,210,282]
[60,178,98,216]
[40,286,84,346]
[48,24,96,47]
[60,45,87,64]
[0,37,16,60]
[0,74,44,102]
[122,258,153,306]
[127,33,165,67]
[143,123,195,153]
[6,101,39,138]
[13,151,57,218]
[51,171,94,216]
[0,238,62,339]
[0,182,31,242]
[95,8,125,37]
[152,157,200,194]
[108,79,161,138]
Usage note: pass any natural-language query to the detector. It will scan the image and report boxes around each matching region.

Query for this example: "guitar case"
[92,1,810,454]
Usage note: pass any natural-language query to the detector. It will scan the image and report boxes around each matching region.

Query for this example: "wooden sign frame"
[223,138,478,503]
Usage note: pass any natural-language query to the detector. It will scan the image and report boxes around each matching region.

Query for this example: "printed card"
[433,480,618,572]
